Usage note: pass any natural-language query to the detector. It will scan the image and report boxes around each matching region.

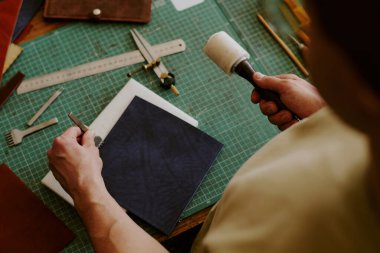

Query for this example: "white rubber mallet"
[204,31,295,117]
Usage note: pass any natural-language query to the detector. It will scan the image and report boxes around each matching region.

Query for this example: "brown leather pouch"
[44,0,152,23]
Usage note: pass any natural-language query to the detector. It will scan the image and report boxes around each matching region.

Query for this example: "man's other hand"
[251,73,326,130]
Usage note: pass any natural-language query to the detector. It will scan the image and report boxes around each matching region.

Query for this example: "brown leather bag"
[44,0,152,23]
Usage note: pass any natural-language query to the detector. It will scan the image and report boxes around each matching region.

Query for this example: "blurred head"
[306,0,380,135]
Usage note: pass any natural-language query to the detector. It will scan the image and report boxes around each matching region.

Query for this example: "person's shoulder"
[201,108,380,253]
[230,107,370,211]
[236,107,369,177]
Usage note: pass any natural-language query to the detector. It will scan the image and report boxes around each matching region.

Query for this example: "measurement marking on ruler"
[17,39,186,94]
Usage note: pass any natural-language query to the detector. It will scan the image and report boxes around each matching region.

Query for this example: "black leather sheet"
[100,96,223,235]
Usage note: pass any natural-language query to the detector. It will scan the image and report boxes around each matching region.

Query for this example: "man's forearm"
[74,184,168,253]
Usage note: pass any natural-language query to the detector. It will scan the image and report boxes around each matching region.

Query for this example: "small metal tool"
[68,112,102,147]
[288,34,308,59]
[5,118,58,147]
[130,29,180,96]
[127,58,161,77]
[27,89,63,126]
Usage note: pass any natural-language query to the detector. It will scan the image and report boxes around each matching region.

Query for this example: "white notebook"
[42,79,198,205]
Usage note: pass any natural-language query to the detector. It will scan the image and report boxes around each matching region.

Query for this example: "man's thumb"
[82,130,96,148]
[253,72,286,93]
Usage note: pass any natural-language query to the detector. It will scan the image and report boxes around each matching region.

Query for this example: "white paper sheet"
[171,0,204,11]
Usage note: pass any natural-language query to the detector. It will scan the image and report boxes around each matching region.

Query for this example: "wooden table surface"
[19,9,212,242]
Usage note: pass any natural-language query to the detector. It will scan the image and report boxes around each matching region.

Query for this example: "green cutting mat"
[217,0,303,76]
[0,0,303,251]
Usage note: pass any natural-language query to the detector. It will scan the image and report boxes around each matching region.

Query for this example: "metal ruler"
[17,39,186,94]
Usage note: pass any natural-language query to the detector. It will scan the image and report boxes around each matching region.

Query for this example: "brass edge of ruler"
[17,39,186,94]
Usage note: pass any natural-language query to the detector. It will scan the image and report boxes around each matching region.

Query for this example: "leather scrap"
[0,71,24,109]
[12,0,44,41]
[0,163,75,253]
[0,0,22,82]
[2,43,23,74]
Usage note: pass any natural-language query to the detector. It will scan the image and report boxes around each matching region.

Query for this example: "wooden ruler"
[17,39,186,94]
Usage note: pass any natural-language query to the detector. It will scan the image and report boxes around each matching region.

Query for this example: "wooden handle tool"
[257,14,309,76]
